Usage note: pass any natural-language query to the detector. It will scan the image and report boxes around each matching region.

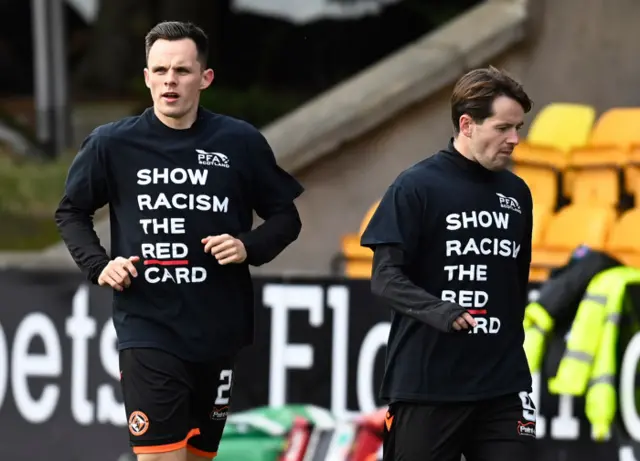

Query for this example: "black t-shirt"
[57,107,303,362]
[361,140,533,403]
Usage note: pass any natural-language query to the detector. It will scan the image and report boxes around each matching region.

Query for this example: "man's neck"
[452,135,477,163]
[153,106,198,130]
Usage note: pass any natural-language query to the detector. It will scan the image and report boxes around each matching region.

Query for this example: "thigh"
[120,348,197,455]
[384,401,472,461]
[186,356,236,459]
[463,392,538,461]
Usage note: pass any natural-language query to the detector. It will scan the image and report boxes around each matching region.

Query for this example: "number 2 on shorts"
[215,369,233,405]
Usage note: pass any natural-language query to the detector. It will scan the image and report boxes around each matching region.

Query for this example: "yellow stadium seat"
[528,207,552,282]
[341,234,373,278]
[526,103,596,152]
[531,205,617,270]
[568,146,629,168]
[532,207,552,249]
[515,103,595,214]
[605,208,640,268]
[565,108,640,201]
[341,200,380,279]
[588,107,640,148]
[512,143,567,169]
[512,164,558,212]
[567,168,621,207]
[564,146,627,205]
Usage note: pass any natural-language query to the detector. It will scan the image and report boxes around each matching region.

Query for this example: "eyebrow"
[497,122,524,128]
[150,64,192,72]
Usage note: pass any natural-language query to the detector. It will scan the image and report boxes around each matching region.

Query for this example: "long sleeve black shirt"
[54,107,304,362]
[361,139,533,403]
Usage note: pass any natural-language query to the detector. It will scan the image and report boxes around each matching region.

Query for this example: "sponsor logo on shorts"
[210,405,229,420]
[517,420,536,437]
[128,411,149,436]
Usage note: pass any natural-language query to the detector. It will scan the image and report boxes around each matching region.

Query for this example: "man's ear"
[459,114,474,138]
[143,68,151,89]
[200,68,214,90]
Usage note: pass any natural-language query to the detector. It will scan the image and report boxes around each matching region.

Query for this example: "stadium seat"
[526,103,596,153]
[531,205,617,271]
[529,207,553,282]
[564,145,628,206]
[512,143,567,169]
[564,108,640,204]
[341,233,373,278]
[511,102,597,210]
[341,200,380,279]
[588,107,640,148]
[605,208,640,268]
[511,103,596,197]
[564,162,622,207]
[532,207,552,249]
[513,164,559,212]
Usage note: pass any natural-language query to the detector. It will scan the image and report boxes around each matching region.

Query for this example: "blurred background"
[1,0,640,460]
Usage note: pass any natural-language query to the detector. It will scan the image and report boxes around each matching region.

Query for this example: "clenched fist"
[98,256,140,291]
[202,234,247,265]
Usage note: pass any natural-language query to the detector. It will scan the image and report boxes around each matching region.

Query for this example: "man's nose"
[164,71,177,85]
[507,129,520,145]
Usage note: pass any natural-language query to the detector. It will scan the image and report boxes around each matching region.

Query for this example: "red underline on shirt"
[467,309,487,315]
[144,259,189,266]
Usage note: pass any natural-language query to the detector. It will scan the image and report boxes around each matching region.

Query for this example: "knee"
[136,448,188,461]
[186,448,216,461]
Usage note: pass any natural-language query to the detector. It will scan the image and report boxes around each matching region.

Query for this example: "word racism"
[442,210,520,335]
[135,168,230,285]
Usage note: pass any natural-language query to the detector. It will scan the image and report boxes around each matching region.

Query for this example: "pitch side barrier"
[0,269,639,460]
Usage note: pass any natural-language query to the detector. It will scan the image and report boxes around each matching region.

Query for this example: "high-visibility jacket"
[523,302,555,374]
[548,266,640,441]
[523,247,621,375]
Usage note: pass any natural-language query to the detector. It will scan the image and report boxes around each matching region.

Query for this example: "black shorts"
[383,392,538,461]
[119,348,235,458]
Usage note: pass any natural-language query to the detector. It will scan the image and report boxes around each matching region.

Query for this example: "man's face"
[463,96,524,171]
[144,38,213,123]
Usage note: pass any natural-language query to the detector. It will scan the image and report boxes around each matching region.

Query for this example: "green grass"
[0,152,74,250]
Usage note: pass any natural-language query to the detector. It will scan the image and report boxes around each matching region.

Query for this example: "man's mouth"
[162,92,179,102]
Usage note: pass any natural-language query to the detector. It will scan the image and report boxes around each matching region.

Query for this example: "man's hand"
[202,234,247,265]
[452,312,477,331]
[98,256,140,291]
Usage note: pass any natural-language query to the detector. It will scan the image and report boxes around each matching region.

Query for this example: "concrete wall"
[257,0,640,276]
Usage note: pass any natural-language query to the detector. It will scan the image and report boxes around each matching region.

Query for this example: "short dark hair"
[450,66,533,134]
[145,21,209,67]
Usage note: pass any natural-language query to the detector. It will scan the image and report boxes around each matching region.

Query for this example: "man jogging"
[55,21,304,461]
[361,66,536,461]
